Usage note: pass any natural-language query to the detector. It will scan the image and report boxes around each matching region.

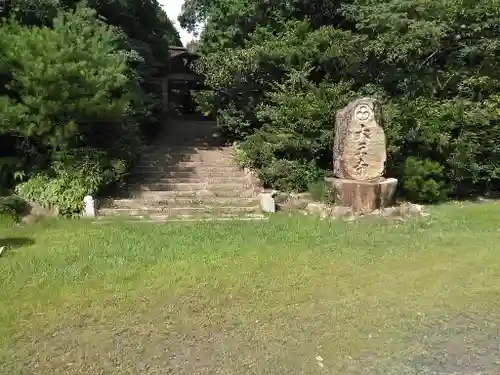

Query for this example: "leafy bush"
[258,159,322,192]
[307,180,335,204]
[0,6,132,151]
[232,142,253,169]
[186,0,500,201]
[0,6,142,207]
[236,69,352,191]
[6,0,181,140]
[15,148,126,216]
[0,195,30,222]
[402,157,448,203]
[385,98,500,199]
[0,0,182,213]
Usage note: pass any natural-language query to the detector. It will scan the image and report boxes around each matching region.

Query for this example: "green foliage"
[259,159,322,192]
[16,148,126,216]
[402,157,448,203]
[0,0,181,212]
[185,0,500,199]
[307,180,335,205]
[231,141,252,169]
[384,98,500,198]
[0,5,157,211]
[0,195,30,221]
[0,6,131,149]
[236,68,353,191]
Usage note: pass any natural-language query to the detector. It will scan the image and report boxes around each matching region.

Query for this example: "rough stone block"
[334,98,387,181]
[326,177,397,214]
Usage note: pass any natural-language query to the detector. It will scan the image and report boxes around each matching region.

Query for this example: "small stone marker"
[327,98,397,214]
[260,192,276,213]
[83,195,96,217]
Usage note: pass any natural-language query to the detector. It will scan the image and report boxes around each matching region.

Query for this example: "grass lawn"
[1,202,500,375]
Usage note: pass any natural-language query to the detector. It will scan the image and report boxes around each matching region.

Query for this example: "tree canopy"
[0,0,181,213]
[182,0,500,201]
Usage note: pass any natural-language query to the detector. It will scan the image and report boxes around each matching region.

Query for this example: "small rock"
[395,202,412,217]
[273,192,289,203]
[409,203,423,216]
[291,192,311,200]
[331,206,353,219]
[380,207,397,217]
[306,203,331,218]
[21,214,41,224]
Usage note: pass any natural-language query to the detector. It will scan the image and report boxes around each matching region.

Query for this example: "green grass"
[1,202,500,374]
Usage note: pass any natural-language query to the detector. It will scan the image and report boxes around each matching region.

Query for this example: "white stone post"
[83,195,96,218]
[260,192,276,213]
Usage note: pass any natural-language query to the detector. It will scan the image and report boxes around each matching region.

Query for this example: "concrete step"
[140,152,235,161]
[129,170,247,179]
[132,161,240,170]
[93,215,268,224]
[98,206,259,217]
[130,182,252,192]
[154,212,266,221]
[137,159,236,167]
[99,197,259,209]
[126,176,250,184]
[140,152,234,159]
[120,189,258,199]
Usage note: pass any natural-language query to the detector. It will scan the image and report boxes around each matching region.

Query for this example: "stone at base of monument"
[326,177,398,214]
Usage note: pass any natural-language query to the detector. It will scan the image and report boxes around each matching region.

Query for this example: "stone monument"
[327,98,397,214]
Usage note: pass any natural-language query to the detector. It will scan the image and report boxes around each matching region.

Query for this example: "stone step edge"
[93,216,268,224]
[117,190,258,198]
[134,160,238,165]
[127,176,250,181]
[130,181,253,187]
[128,167,243,175]
[95,212,266,218]
[98,197,259,203]
[98,206,260,214]
[138,154,235,159]
[98,200,259,209]
[128,170,247,174]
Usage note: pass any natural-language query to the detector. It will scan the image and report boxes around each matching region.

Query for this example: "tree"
[0,5,140,213]
[6,0,181,136]
[181,0,500,200]
[0,0,183,212]
[186,39,199,53]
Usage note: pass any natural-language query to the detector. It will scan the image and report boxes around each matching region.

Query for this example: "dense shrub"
[0,7,133,150]
[0,0,180,213]
[0,6,139,213]
[307,180,335,205]
[183,0,500,199]
[6,0,181,138]
[0,195,30,222]
[401,157,448,203]
[384,98,500,199]
[234,69,354,191]
[259,159,321,192]
[15,148,126,216]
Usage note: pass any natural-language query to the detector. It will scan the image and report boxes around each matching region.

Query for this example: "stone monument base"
[326,177,398,214]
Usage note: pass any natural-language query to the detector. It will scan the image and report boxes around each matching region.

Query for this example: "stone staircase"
[96,118,265,222]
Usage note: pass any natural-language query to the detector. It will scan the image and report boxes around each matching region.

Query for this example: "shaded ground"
[1,202,500,374]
